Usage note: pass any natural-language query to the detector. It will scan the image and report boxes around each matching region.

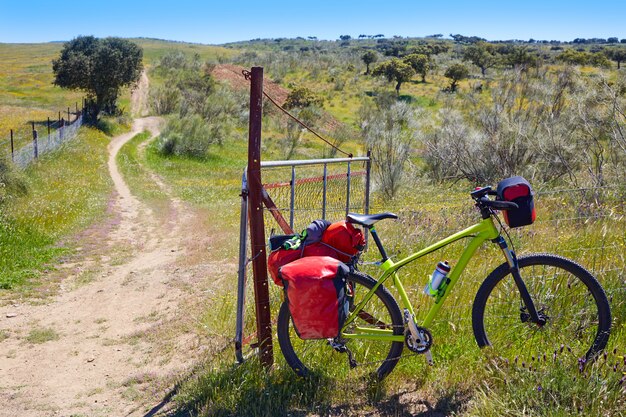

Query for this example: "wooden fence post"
[10,129,14,162]
[33,129,38,159]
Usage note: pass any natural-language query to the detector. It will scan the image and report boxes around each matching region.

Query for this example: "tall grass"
[124,38,626,415]
[144,150,625,415]
[0,127,112,290]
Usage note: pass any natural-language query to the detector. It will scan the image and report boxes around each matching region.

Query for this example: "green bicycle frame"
[341,216,501,342]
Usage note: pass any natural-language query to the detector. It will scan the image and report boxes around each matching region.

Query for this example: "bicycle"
[276,186,612,380]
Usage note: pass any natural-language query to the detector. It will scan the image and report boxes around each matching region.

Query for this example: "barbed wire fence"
[1,102,84,168]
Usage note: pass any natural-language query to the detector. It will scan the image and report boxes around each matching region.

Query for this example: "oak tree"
[362,50,378,75]
[52,36,143,121]
[444,63,470,92]
[372,58,415,96]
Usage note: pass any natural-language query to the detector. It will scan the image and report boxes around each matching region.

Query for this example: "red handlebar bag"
[496,176,536,228]
[279,256,350,340]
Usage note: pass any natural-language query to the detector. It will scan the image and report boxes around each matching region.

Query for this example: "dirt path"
[0,113,226,415]
[131,71,150,118]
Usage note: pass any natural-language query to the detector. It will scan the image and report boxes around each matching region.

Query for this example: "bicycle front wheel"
[277,271,404,380]
[472,254,611,361]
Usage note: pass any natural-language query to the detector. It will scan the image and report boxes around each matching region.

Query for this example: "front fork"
[493,236,544,325]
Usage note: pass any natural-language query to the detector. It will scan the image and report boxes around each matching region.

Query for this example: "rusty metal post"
[365,150,372,248]
[47,117,51,136]
[365,150,371,215]
[246,67,273,367]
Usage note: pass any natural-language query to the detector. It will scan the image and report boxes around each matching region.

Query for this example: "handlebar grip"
[489,200,519,210]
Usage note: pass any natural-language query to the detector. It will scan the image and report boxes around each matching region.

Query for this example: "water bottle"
[424,261,451,297]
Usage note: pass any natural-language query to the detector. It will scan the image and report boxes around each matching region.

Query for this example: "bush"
[150,85,181,115]
[361,101,421,198]
[284,86,324,109]
[419,68,626,187]
[157,115,219,158]
[149,53,248,157]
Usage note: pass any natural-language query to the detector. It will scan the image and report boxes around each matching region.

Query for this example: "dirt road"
[0,115,227,416]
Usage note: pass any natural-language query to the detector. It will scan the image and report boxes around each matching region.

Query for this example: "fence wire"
[261,162,368,235]
[9,114,83,168]
[237,161,369,360]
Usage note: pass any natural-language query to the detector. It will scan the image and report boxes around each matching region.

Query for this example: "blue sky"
[1,0,624,44]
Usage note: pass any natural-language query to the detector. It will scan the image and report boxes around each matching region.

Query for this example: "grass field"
[123,124,626,416]
[125,39,626,415]
[2,37,625,415]
[0,43,84,157]
[0,126,113,290]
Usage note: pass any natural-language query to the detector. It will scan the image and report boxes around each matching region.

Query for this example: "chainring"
[405,326,433,353]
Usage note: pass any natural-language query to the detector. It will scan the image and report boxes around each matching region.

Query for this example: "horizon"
[1,0,625,45]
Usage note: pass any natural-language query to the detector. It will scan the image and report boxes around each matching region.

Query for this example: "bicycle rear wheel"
[277,271,404,380]
[472,254,611,361]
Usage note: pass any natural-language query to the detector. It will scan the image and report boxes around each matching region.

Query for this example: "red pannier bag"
[496,176,536,228]
[321,220,366,262]
[268,242,338,287]
[279,256,350,340]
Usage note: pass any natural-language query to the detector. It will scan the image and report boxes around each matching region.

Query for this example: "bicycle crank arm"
[404,309,434,363]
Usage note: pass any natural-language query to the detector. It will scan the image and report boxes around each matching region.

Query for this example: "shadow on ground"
[143,358,470,417]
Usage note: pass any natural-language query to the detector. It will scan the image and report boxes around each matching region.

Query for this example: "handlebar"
[479,196,519,211]
[471,186,518,213]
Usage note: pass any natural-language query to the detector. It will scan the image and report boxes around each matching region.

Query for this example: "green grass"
[26,327,60,344]
[133,38,236,66]
[117,131,166,205]
[0,126,113,290]
[2,37,625,415]
[131,40,626,415]
[142,147,626,415]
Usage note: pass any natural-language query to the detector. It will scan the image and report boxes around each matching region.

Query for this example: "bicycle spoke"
[474,255,609,362]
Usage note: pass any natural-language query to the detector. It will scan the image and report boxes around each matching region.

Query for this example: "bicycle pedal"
[328,339,358,368]
[346,347,358,368]
[328,339,347,353]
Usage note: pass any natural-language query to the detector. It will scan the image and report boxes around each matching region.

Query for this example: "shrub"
[419,68,626,187]
[284,87,324,109]
[150,85,181,115]
[361,101,421,198]
[157,115,219,158]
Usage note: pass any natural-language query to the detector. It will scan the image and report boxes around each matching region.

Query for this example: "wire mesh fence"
[2,101,84,168]
[261,160,369,235]
[10,114,83,168]
[236,158,370,360]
